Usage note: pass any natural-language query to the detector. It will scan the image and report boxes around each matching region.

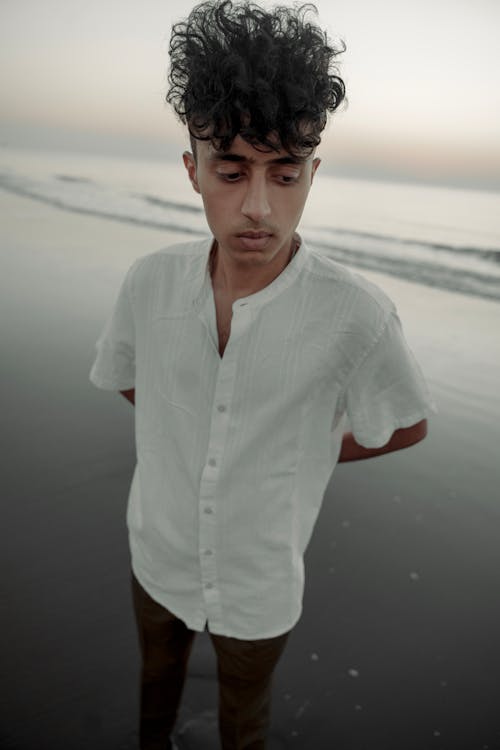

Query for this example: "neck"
[209,235,300,299]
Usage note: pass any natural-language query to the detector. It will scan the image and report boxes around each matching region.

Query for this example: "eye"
[275,172,300,184]
[218,171,242,182]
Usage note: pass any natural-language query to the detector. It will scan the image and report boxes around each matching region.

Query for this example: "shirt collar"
[191,235,309,313]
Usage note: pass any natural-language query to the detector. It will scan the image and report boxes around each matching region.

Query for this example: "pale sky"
[1,0,499,189]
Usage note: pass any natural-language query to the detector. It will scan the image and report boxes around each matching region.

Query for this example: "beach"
[2,185,500,750]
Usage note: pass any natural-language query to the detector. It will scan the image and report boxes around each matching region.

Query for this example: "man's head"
[166,0,346,158]
[167,1,346,279]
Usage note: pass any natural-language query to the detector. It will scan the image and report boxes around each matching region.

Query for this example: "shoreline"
[2,144,500,304]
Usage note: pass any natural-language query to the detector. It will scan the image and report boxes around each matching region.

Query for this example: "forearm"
[120,388,135,405]
[338,419,428,462]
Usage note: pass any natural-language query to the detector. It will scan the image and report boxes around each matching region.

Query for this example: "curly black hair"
[166,0,346,156]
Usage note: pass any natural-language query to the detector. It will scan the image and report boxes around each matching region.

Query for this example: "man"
[89,2,436,748]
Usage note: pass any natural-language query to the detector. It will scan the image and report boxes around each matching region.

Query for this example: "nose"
[240,174,271,223]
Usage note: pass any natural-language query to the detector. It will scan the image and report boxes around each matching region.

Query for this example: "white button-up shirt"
[89,237,436,639]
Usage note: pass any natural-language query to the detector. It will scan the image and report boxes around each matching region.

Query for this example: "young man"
[89,2,436,748]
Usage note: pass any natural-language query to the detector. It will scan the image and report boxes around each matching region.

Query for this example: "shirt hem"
[130,559,301,640]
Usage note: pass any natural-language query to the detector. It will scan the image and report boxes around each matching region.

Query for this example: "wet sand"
[1,189,500,750]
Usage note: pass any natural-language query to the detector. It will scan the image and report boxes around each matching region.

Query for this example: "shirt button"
[208,458,217,467]
[217,405,226,413]
[204,507,213,514]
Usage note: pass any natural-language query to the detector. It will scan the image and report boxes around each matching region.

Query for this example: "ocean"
[2,143,500,749]
[1,144,500,301]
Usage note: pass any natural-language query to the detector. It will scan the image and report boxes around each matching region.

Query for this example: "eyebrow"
[208,153,308,166]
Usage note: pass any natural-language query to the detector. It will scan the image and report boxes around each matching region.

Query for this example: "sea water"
[1,144,499,301]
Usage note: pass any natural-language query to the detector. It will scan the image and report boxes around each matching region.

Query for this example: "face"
[183,135,320,268]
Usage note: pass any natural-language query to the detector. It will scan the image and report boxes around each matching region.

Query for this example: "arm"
[120,388,135,406]
[338,418,427,462]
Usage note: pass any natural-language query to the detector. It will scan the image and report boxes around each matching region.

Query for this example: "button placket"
[197,304,252,625]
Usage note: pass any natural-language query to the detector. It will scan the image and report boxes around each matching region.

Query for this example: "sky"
[1,0,499,190]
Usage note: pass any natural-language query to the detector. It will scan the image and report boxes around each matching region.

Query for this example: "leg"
[209,629,291,750]
[131,571,197,750]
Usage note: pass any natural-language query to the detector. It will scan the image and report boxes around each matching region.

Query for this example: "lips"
[238,231,273,239]
[237,231,273,250]
[238,232,273,250]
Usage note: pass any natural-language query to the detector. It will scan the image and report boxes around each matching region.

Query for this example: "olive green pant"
[131,572,291,750]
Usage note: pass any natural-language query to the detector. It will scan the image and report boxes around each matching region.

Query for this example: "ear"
[183,151,200,194]
[310,157,321,184]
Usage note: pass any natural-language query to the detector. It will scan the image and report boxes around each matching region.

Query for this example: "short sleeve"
[344,309,437,448]
[89,260,139,391]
